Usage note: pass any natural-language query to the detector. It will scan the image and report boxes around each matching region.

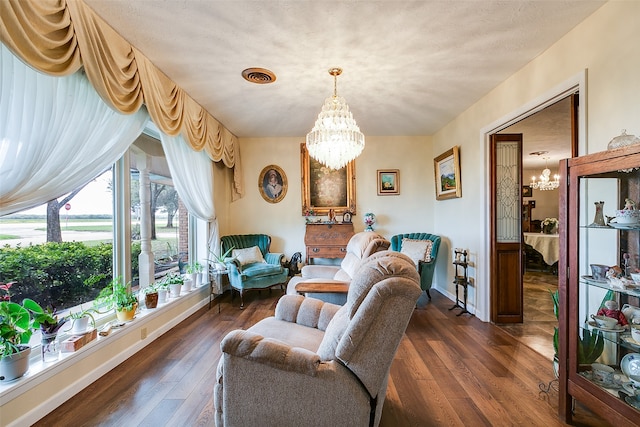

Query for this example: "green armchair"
[221,234,289,308]
[390,233,441,299]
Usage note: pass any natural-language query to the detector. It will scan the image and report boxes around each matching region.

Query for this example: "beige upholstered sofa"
[285,231,390,304]
[214,251,421,427]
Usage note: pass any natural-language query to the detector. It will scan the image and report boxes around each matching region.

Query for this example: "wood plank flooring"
[35,284,610,427]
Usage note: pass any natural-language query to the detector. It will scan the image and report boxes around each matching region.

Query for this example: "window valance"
[0,0,243,199]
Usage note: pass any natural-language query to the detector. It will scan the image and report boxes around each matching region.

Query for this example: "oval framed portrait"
[258,165,287,203]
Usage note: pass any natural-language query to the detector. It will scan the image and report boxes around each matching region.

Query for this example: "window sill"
[0,284,209,404]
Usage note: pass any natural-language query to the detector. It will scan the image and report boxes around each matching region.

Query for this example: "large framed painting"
[258,164,287,203]
[301,143,356,216]
[434,146,462,200]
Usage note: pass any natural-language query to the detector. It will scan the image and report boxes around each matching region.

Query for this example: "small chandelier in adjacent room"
[306,67,365,170]
[530,154,560,191]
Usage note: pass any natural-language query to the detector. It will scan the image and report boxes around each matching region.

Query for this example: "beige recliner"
[286,231,390,304]
[214,251,421,427]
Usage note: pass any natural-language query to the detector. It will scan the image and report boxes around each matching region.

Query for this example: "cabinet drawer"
[307,246,348,259]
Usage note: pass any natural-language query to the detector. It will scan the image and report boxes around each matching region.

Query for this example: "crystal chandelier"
[306,67,365,170]
[530,157,560,191]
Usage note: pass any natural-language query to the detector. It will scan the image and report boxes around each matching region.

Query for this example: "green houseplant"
[142,283,159,309]
[185,261,203,289]
[161,272,184,298]
[96,277,138,322]
[209,246,234,271]
[1,282,61,379]
[69,306,100,333]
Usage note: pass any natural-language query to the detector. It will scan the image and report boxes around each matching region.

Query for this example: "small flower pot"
[183,278,193,293]
[169,283,182,298]
[0,346,31,382]
[157,289,168,304]
[116,303,137,322]
[145,292,159,309]
[72,316,91,334]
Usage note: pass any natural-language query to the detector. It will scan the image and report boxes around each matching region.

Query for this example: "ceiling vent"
[242,68,276,84]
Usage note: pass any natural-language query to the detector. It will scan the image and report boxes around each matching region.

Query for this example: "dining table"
[524,232,560,266]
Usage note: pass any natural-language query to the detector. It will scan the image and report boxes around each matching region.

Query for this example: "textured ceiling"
[84,0,603,167]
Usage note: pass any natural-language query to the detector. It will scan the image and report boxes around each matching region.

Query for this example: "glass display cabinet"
[558,144,640,424]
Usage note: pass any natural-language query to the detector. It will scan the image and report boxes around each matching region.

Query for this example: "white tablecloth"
[524,232,559,265]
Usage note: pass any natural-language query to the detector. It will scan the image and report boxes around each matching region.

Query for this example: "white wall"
[431,0,640,320]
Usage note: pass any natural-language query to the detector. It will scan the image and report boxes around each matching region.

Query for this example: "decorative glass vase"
[41,332,59,363]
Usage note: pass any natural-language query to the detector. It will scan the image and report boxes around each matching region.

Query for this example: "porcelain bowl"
[591,314,618,329]
[631,272,640,285]
[632,325,640,343]
[613,209,640,224]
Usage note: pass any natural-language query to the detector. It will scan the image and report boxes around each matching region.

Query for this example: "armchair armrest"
[265,252,284,265]
[221,329,320,376]
[275,294,340,330]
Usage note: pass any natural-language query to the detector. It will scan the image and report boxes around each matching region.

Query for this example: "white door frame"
[475,70,587,322]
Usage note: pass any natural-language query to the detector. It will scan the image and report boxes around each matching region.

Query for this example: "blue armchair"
[221,234,289,308]
[390,233,441,299]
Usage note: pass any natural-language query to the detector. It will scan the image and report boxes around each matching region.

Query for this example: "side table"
[209,268,228,312]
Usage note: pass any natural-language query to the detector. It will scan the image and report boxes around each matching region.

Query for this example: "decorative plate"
[621,353,640,377]
[581,275,608,284]
[622,336,640,350]
[625,396,640,410]
[608,222,640,230]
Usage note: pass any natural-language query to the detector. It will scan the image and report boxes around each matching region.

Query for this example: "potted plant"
[31,304,67,363]
[142,284,159,309]
[162,272,184,298]
[209,247,234,271]
[155,281,169,304]
[1,282,60,379]
[69,306,99,334]
[185,261,203,288]
[96,277,138,322]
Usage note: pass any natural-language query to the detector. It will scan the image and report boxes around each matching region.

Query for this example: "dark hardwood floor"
[36,283,610,427]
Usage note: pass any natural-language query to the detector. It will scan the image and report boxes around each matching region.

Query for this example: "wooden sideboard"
[304,223,354,264]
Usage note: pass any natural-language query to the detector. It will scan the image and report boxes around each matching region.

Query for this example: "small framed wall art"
[522,185,533,197]
[258,165,287,203]
[434,146,462,200]
[377,169,400,195]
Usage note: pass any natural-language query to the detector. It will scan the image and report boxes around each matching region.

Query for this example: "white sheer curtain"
[0,44,148,215]
[159,132,219,256]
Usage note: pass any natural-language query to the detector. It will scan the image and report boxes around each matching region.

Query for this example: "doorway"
[492,94,577,358]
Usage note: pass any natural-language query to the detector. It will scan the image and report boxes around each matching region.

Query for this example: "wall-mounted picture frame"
[434,146,462,200]
[301,143,356,216]
[258,164,287,203]
[377,169,400,195]
[522,185,533,197]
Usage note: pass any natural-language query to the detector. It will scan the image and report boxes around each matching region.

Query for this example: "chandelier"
[530,157,560,191]
[306,67,365,170]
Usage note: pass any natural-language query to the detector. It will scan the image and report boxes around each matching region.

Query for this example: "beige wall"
[431,0,640,320]
[221,136,434,258]
[523,168,560,222]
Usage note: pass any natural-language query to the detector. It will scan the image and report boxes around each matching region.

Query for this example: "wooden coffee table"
[295,282,349,295]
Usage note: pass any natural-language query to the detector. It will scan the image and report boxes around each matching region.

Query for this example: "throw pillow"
[400,238,433,266]
[232,246,266,265]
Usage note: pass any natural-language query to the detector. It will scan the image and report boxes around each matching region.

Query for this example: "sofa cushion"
[233,246,266,265]
[401,238,433,265]
[241,262,283,279]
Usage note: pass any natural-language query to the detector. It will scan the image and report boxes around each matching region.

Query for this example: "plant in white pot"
[155,281,169,304]
[185,261,203,288]
[69,306,99,334]
[162,272,184,298]
[209,246,234,272]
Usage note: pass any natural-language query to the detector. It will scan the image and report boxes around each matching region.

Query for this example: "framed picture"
[301,143,356,216]
[522,185,533,197]
[258,165,287,203]
[434,146,462,200]
[377,169,400,195]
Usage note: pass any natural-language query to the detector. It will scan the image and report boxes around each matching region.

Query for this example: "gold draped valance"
[0,0,243,199]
